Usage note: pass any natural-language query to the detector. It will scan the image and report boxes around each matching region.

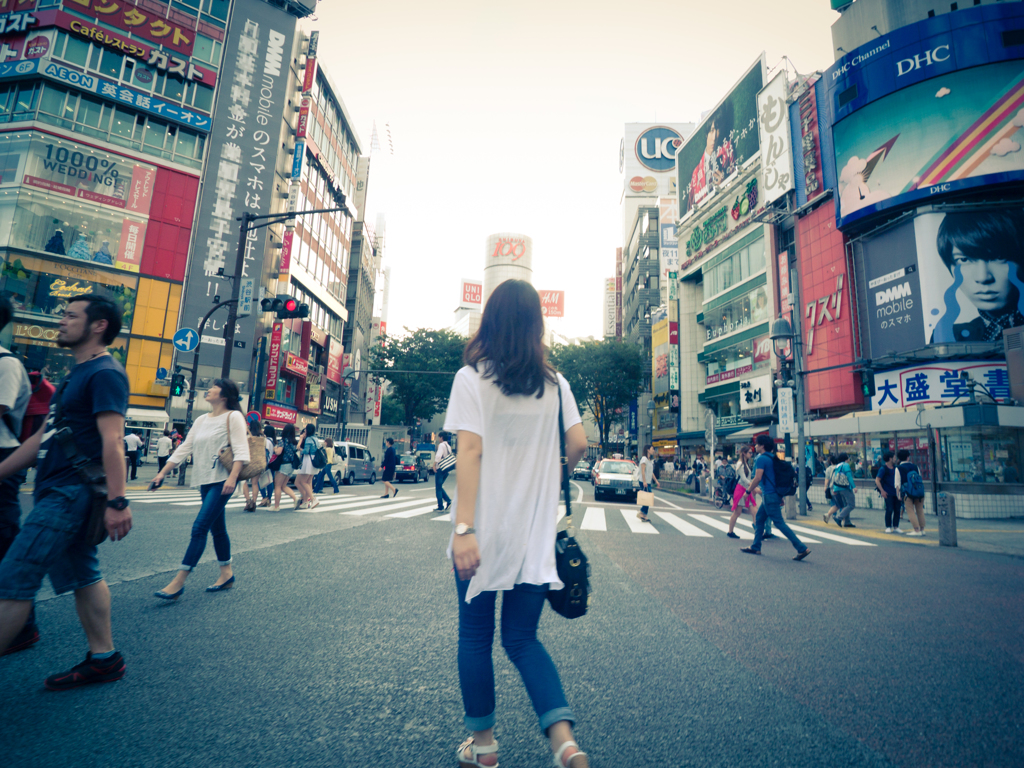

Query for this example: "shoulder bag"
[218,411,267,480]
[547,386,590,620]
[437,445,456,472]
[49,379,110,547]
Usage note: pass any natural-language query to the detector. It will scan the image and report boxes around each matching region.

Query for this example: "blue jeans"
[435,469,451,508]
[0,483,101,599]
[750,492,806,553]
[455,573,575,734]
[181,482,233,570]
[314,466,339,493]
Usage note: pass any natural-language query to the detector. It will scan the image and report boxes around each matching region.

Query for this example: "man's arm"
[874,470,887,497]
[0,420,45,479]
[96,411,132,541]
[747,467,764,495]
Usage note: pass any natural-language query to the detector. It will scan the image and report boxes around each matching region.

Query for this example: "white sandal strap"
[553,741,585,767]
[457,737,499,766]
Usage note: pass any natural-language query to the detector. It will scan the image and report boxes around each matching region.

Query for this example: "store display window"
[702,236,765,300]
[940,427,1023,484]
[705,337,760,384]
[704,281,770,341]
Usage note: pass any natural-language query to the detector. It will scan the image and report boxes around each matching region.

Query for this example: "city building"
[811,0,1024,516]
[0,0,243,443]
[673,56,777,456]
[452,277,481,338]
[482,231,531,307]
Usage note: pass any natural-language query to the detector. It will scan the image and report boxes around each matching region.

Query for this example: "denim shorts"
[0,483,102,600]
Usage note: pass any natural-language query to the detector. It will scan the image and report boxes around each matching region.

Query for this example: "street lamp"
[646,397,655,455]
[769,316,808,517]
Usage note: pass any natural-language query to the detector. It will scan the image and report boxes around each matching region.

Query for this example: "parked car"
[333,442,377,485]
[395,453,429,483]
[572,461,591,480]
[593,459,639,502]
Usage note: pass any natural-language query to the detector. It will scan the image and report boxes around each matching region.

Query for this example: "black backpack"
[772,457,798,497]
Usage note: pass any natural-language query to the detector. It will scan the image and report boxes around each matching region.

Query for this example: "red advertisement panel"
[798,82,824,201]
[279,230,293,276]
[296,97,310,139]
[302,58,316,94]
[326,339,343,384]
[284,351,308,378]
[777,249,790,310]
[126,164,155,214]
[753,334,772,364]
[263,403,296,424]
[538,290,564,318]
[61,0,196,57]
[461,279,482,306]
[264,321,283,398]
[116,218,144,272]
[669,321,678,346]
[0,0,39,13]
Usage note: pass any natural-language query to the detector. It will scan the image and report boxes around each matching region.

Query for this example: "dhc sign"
[635,126,683,173]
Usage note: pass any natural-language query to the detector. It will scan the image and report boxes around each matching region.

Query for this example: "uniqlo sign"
[460,279,482,308]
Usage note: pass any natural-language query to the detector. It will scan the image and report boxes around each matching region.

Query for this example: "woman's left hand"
[221,478,237,496]
[452,534,480,581]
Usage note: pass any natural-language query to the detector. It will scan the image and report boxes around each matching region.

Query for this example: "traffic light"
[861,370,875,400]
[171,373,186,397]
[260,295,309,319]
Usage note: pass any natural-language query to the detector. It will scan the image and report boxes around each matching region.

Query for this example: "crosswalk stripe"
[734,518,821,544]
[223,493,358,509]
[580,508,606,531]
[620,508,658,534]
[654,494,684,510]
[432,512,451,522]
[126,493,199,503]
[341,498,436,516]
[781,522,877,546]
[385,505,441,519]
[689,513,753,539]
[653,511,713,537]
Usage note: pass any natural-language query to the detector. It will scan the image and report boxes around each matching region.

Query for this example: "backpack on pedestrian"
[311,442,329,469]
[719,463,738,495]
[772,457,798,497]
[900,464,925,498]
[832,463,851,488]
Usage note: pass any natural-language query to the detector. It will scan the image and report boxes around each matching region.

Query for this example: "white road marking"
[385,505,441,519]
[653,511,714,537]
[654,494,684,510]
[734,517,822,544]
[620,508,659,534]
[781,522,877,546]
[690,513,754,539]
[432,512,451,522]
[580,507,606,531]
[341,498,437,516]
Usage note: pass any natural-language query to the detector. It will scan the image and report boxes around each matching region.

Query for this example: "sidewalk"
[661,485,1024,559]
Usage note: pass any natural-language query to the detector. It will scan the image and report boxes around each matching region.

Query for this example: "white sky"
[307,0,840,339]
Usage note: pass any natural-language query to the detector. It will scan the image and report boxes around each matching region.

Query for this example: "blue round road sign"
[173,327,199,353]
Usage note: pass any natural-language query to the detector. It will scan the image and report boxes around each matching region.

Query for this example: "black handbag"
[546,386,590,619]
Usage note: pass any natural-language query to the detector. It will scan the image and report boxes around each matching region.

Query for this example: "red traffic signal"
[284,299,298,313]
[264,295,308,320]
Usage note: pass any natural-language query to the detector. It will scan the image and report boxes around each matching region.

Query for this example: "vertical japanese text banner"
[756,71,794,206]
[180,0,297,373]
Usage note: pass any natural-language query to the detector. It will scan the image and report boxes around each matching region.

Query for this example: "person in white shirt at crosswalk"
[156,429,173,474]
[149,379,249,599]
[636,444,659,523]
[446,279,590,768]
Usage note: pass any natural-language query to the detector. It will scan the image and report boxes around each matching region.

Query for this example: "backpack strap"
[557,383,572,527]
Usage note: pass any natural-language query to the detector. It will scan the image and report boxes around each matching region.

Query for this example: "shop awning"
[722,426,768,442]
[125,408,169,427]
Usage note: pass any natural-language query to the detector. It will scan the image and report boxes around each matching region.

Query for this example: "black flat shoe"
[206,575,235,592]
[393,489,399,498]
[433,507,445,511]
[740,547,762,555]
[154,587,184,600]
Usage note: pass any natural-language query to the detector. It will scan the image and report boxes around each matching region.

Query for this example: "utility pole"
[221,211,254,380]
[789,202,809,517]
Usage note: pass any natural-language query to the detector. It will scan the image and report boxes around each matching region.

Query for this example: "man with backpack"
[828,453,857,528]
[740,434,810,560]
[897,449,927,537]
[0,296,36,655]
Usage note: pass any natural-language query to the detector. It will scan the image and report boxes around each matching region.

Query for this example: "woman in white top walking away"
[636,444,659,523]
[149,379,250,599]
[447,280,590,768]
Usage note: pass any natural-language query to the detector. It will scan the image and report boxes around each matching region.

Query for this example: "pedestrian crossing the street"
[123,491,875,546]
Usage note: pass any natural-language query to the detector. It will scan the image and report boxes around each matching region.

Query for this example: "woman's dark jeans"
[455,573,574,734]
[181,481,233,570]
[435,469,451,508]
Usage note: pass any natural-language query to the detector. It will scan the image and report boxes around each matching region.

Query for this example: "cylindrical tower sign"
[483,232,533,307]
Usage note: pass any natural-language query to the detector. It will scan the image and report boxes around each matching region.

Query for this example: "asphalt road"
[1,475,1022,767]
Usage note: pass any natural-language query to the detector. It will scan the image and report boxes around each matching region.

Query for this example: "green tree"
[549,339,645,454]
[378,393,405,426]
[367,328,465,425]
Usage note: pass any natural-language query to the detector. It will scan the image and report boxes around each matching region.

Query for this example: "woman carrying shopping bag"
[447,279,590,768]
[636,444,658,523]
[150,379,250,598]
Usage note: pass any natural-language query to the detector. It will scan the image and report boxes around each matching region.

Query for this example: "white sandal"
[457,737,498,768]
[553,740,588,767]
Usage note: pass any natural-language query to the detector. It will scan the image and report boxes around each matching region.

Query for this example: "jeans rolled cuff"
[463,710,496,732]
[539,706,575,735]
[218,558,233,566]
[179,564,195,572]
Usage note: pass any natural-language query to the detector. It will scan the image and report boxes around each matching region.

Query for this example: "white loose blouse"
[444,365,582,603]
[168,410,250,488]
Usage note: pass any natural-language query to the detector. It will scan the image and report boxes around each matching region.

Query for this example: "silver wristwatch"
[454,523,476,536]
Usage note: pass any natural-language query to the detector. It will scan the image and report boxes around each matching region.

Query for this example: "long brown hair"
[464,279,556,398]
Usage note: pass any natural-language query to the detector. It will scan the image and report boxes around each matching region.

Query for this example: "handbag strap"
[557,383,572,526]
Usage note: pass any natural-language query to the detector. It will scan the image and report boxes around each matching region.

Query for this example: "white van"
[333,442,377,486]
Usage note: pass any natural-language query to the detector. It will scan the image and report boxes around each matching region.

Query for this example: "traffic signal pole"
[220,211,254,380]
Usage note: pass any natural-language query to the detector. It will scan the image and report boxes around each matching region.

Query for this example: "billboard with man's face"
[856,207,1024,358]
[677,56,765,218]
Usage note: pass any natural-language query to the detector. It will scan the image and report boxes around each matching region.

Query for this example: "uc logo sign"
[635,126,683,173]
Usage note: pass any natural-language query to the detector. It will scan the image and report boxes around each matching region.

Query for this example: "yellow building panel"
[164,284,182,339]
[130,394,165,408]
[131,279,151,335]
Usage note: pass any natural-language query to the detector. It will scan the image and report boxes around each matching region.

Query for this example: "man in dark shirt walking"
[380,437,399,499]
[0,295,132,689]
[875,450,904,534]
[740,434,810,560]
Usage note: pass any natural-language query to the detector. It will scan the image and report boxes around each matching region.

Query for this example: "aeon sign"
[635,126,683,173]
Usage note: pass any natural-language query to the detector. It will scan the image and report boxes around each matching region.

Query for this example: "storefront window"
[940,427,1023,483]
[702,236,765,299]
[704,282,770,341]
[705,338,758,384]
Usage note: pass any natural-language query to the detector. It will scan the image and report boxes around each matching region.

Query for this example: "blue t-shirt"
[36,355,129,494]
[878,464,898,496]
[754,452,776,495]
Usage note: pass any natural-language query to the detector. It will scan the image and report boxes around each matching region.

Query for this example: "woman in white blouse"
[150,379,250,599]
[447,280,590,768]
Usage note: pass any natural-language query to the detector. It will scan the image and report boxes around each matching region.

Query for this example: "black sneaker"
[843,523,857,528]
[44,652,125,691]
[726,531,740,539]
[2,624,40,656]
[763,533,777,540]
